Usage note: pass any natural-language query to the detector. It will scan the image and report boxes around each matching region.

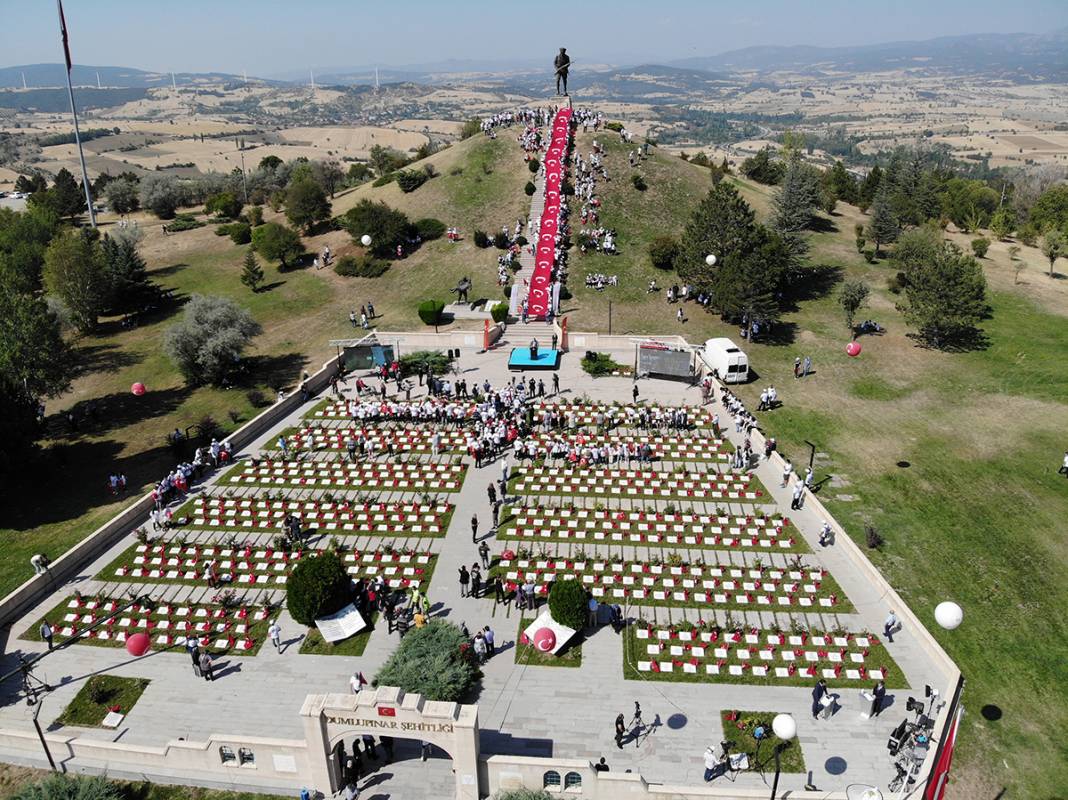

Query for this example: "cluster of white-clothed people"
[513,435,658,465]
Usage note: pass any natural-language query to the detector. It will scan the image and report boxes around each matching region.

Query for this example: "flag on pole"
[58,0,73,72]
[924,704,963,800]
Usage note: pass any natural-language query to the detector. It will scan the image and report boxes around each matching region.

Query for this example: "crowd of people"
[584,272,618,290]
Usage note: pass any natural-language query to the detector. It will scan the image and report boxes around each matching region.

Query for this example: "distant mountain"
[670,30,1068,80]
[0,63,281,89]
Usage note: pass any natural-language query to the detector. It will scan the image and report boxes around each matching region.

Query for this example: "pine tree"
[240,249,264,292]
[857,165,883,212]
[866,182,900,257]
[675,182,758,291]
[101,235,152,313]
[771,154,821,267]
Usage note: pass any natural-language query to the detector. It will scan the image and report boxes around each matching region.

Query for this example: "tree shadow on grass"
[240,352,310,392]
[46,385,194,441]
[905,327,990,353]
[149,262,187,279]
[69,343,143,378]
[2,438,177,533]
[782,264,844,309]
[753,321,799,347]
[810,216,839,234]
[257,280,286,293]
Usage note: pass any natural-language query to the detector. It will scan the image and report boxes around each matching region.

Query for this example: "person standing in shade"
[614,713,626,749]
[811,678,828,719]
[199,650,214,681]
[478,540,491,569]
[554,48,571,95]
[267,619,282,653]
[39,620,53,651]
[884,610,899,642]
[470,514,479,544]
[458,565,470,597]
[870,680,887,718]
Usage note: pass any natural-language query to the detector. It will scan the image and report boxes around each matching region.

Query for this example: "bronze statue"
[554,48,571,96]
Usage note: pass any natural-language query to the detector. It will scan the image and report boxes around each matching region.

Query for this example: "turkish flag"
[377,706,396,717]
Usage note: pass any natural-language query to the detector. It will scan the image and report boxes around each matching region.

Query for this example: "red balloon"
[845,342,862,357]
[533,627,557,653]
[125,632,151,657]
[131,382,146,396]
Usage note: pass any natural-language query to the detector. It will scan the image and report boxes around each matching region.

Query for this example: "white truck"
[702,338,749,384]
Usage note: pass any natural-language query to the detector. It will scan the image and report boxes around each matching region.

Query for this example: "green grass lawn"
[299,612,378,656]
[56,675,150,727]
[0,766,287,800]
[514,616,583,667]
[719,710,806,773]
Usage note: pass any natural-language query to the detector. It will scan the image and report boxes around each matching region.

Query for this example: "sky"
[2,0,1067,76]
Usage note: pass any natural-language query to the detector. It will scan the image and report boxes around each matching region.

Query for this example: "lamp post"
[769,713,796,800]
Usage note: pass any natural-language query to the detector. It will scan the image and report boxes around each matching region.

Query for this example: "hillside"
[4,116,1068,798]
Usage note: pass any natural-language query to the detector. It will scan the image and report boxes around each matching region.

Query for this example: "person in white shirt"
[1059,451,1068,477]
[818,520,833,547]
[268,620,282,653]
[781,460,793,488]
[884,611,899,642]
[703,746,720,781]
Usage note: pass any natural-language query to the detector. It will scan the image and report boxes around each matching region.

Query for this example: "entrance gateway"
[301,687,480,799]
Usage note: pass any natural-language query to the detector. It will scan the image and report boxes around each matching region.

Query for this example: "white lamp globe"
[705,254,717,266]
[360,234,372,247]
[772,713,796,741]
[934,601,963,630]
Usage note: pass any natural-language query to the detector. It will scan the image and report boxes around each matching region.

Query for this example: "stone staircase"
[509,159,547,318]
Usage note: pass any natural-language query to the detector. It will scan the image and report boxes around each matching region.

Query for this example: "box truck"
[702,338,749,383]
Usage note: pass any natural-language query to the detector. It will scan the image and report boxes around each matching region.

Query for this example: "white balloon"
[934,601,963,630]
[705,254,717,266]
[772,713,796,741]
[360,234,372,247]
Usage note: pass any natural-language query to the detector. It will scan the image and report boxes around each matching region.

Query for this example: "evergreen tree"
[857,165,883,212]
[989,206,1016,241]
[865,182,900,256]
[894,228,987,348]
[240,249,264,292]
[101,235,152,313]
[771,154,821,267]
[826,160,857,204]
[839,280,870,334]
[285,177,331,233]
[675,182,758,291]
[49,168,87,218]
[710,227,791,339]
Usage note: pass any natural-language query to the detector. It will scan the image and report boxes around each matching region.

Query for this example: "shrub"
[493,231,510,249]
[971,237,990,258]
[473,229,491,248]
[528,158,540,173]
[862,247,876,263]
[373,620,479,702]
[581,351,626,377]
[372,172,396,187]
[886,271,907,294]
[494,791,552,800]
[515,235,528,247]
[524,181,536,196]
[460,118,482,139]
[865,525,884,550]
[12,774,122,800]
[165,216,204,232]
[334,255,390,278]
[396,168,430,193]
[251,222,304,268]
[548,579,588,630]
[227,222,251,245]
[414,217,447,241]
[631,174,648,191]
[286,551,351,626]
[417,299,446,330]
[247,205,264,226]
[205,191,242,220]
[398,350,452,377]
[340,199,411,259]
[163,294,261,385]
[1017,222,1039,247]
[490,302,509,323]
[649,236,679,270]
[561,178,575,196]
[604,121,624,132]
[855,236,866,253]
[503,284,512,298]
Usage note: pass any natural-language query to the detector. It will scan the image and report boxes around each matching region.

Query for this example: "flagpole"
[57,0,96,228]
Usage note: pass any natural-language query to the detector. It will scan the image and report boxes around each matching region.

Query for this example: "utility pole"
[96,70,100,89]
[236,138,248,204]
[171,71,177,90]
[375,67,380,91]
[21,71,27,89]
[608,300,613,335]
[310,68,315,91]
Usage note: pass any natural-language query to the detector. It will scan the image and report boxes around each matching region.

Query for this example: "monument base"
[508,348,561,371]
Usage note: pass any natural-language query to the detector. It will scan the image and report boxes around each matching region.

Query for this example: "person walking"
[268,619,282,653]
[470,514,479,543]
[420,741,431,762]
[199,650,214,681]
[349,310,357,329]
[39,620,54,651]
[632,384,639,403]
[473,632,487,664]
[491,499,502,530]
[483,625,495,656]
[552,373,560,395]
[790,482,805,510]
[802,355,812,377]
[470,564,482,598]
[818,520,833,547]
[478,540,490,569]
[350,671,367,694]
[793,357,802,379]
[487,482,497,505]
[458,565,470,597]
[614,713,626,749]
[781,460,793,488]
[884,610,899,642]
[811,679,828,719]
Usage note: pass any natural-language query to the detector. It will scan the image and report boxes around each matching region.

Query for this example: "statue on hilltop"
[554,48,571,96]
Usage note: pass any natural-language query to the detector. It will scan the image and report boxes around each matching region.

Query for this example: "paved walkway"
[0,347,949,797]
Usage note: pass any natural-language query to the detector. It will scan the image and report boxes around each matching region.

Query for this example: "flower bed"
[510,465,761,501]
[523,431,730,463]
[223,459,467,491]
[624,622,906,688]
[280,425,467,454]
[99,540,437,590]
[720,711,806,773]
[57,676,150,728]
[497,505,805,553]
[174,496,452,536]
[309,398,480,422]
[22,595,273,655]
[491,555,851,611]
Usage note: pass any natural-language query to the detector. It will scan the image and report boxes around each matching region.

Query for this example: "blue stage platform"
[508,348,562,370]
